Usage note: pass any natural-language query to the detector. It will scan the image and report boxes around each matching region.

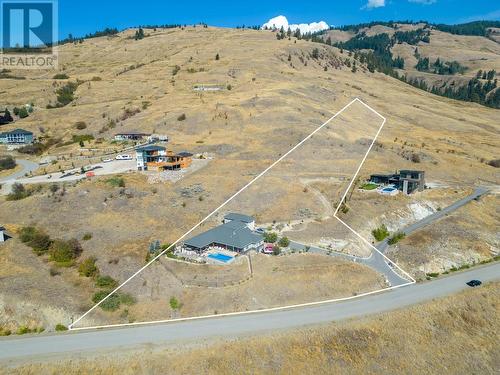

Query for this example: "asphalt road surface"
[0,263,498,362]
[0,159,38,183]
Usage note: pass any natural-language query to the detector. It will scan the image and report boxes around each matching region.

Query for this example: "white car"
[115,154,133,160]
[102,158,113,163]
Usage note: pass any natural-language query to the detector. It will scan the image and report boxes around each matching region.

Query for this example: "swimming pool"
[382,187,397,192]
[208,253,234,263]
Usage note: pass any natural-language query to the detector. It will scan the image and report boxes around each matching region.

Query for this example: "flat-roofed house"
[114,132,151,141]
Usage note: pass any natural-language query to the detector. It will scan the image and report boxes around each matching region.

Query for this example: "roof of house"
[224,213,255,223]
[184,220,262,250]
[176,151,193,157]
[399,170,425,174]
[0,128,33,136]
[136,145,166,152]
[115,132,150,136]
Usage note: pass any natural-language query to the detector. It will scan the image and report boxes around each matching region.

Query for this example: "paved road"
[377,187,489,254]
[0,159,38,183]
[0,263,498,362]
[290,187,490,287]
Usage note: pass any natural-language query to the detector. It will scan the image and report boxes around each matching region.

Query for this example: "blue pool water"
[208,253,234,263]
[382,187,397,192]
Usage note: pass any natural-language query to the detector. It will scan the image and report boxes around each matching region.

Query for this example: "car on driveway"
[466,279,482,287]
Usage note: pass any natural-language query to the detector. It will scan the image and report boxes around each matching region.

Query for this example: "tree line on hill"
[332,20,500,37]
[301,23,500,108]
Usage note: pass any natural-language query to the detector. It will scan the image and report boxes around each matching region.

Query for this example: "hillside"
[4,281,499,374]
[320,21,500,108]
[0,25,498,331]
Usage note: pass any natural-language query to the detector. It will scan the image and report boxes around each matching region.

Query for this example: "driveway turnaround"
[0,263,498,362]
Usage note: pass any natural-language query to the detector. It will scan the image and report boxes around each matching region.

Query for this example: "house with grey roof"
[184,213,263,253]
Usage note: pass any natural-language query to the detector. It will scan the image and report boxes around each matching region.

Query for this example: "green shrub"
[120,293,136,306]
[53,73,69,79]
[272,245,281,256]
[19,226,37,243]
[0,155,16,171]
[263,232,278,243]
[372,224,390,241]
[106,177,125,188]
[82,232,92,241]
[29,231,52,255]
[426,272,440,278]
[74,121,87,130]
[49,238,82,263]
[55,81,78,106]
[177,113,186,121]
[78,257,99,277]
[169,296,181,310]
[55,324,68,331]
[388,231,406,245]
[72,134,94,143]
[278,236,290,247]
[16,326,31,335]
[95,275,118,289]
[6,182,30,200]
[92,291,121,311]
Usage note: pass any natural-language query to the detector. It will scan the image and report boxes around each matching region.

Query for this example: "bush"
[82,232,92,241]
[92,291,121,311]
[17,142,45,155]
[78,257,99,277]
[49,238,82,263]
[372,224,390,241]
[29,231,52,255]
[278,236,290,247]
[55,324,68,331]
[0,155,16,171]
[95,275,118,289]
[388,231,406,245]
[263,232,278,243]
[72,134,94,143]
[55,82,78,106]
[74,121,87,130]
[106,177,125,187]
[272,245,281,256]
[19,226,37,243]
[18,107,29,118]
[487,159,500,168]
[120,293,136,306]
[53,73,69,79]
[6,182,30,200]
[177,113,186,121]
[169,296,181,310]
[17,326,31,335]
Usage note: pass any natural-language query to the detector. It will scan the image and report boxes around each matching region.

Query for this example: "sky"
[25,0,500,40]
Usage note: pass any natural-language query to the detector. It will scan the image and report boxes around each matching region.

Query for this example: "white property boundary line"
[69,97,414,330]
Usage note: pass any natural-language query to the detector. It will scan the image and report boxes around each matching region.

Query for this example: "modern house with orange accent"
[136,145,193,171]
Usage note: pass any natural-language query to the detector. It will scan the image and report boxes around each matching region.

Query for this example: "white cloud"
[261,15,329,34]
[365,0,386,9]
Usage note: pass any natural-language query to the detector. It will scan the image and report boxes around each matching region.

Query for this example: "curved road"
[0,159,38,183]
[290,187,489,287]
[0,263,498,362]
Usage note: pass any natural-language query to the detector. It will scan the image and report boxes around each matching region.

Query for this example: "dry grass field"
[0,26,498,330]
[4,281,498,374]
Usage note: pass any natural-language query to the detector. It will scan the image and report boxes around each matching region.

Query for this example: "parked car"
[116,154,132,160]
[466,280,482,287]
[102,158,113,163]
[255,228,265,234]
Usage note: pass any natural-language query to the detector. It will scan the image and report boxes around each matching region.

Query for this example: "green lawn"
[360,183,378,190]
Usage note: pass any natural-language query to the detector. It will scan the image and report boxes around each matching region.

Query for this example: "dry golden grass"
[5,281,499,374]
[1,26,498,330]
